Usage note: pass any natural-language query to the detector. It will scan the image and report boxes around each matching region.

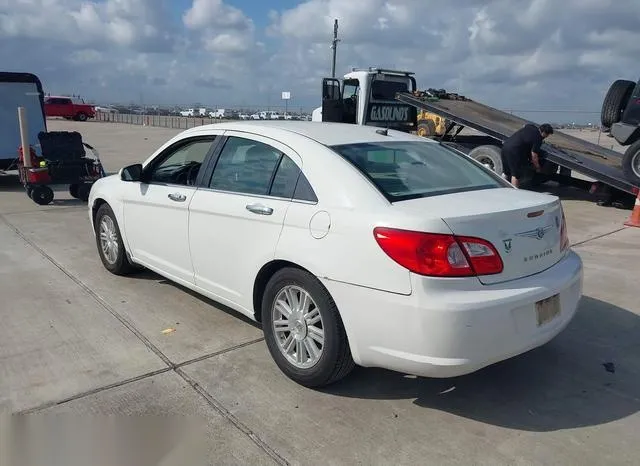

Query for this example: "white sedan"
[88,121,583,387]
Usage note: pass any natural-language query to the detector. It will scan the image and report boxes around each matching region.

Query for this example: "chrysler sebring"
[88,121,583,387]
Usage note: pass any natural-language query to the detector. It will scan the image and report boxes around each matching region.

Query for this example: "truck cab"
[44,96,96,121]
[312,68,417,132]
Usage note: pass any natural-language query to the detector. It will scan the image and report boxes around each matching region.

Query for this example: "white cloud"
[0,0,638,120]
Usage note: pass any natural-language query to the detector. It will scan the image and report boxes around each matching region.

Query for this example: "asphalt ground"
[1,120,638,465]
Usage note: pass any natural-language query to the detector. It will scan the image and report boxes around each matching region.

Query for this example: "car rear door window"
[269,155,318,202]
[209,137,281,195]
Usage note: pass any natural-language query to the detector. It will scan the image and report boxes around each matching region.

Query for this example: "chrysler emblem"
[516,224,553,240]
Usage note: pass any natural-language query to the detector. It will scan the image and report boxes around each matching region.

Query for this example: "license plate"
[535,294,560,326]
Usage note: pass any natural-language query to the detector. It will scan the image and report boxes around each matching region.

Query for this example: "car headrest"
[245,145,272,163]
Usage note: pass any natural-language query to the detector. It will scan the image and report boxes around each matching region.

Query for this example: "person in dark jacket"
[501,123,554,188]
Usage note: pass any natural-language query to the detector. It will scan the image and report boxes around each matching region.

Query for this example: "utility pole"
[331,19,340,78]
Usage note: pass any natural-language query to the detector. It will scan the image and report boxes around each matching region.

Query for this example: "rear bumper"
[611,122,640,145]
[322,250,583,378]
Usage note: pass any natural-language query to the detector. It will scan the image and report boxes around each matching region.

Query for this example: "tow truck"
[313,67,640,196]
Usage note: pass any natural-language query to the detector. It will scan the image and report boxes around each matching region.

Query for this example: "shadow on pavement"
[125,269,261,329]
[0,172,28,193]
[528,180,634,210]
[323,296,639,432]
[0,173,92,208]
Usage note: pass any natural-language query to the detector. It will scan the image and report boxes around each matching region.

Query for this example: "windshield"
[330,141,509,202]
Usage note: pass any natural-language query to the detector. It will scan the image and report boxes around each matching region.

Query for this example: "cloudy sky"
[1,0,639,122]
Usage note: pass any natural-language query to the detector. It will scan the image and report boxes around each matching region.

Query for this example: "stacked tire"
[601,80,635,128]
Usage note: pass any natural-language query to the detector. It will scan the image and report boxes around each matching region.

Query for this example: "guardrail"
[95,111,227,129]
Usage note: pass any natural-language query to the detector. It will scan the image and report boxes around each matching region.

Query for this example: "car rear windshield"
[330,141,508,202]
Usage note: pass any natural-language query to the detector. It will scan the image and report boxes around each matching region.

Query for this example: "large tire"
[468,145,504,175]
[621,139,640,185]
[262,267,355,388]
[601,80,635,128]
[76,112,88,122]
[94,203,139,275]
[417,119,436,137]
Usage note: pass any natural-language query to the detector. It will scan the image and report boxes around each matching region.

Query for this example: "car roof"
[189,120,435,147]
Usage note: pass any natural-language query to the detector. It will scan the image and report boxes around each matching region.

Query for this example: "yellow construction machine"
[416,110,448,137]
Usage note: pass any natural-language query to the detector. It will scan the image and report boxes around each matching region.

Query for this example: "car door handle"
[246,203,273,215]
[168,193,187,202]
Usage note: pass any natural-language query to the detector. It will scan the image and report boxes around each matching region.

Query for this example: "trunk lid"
[395,188,564,285]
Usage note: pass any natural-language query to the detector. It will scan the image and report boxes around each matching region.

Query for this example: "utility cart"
[18,130,105,205]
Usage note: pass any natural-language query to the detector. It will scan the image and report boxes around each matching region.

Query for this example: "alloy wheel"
[271,285,325,369]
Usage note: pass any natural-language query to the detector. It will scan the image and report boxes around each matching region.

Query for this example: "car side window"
[270,156,300,198]
[209,137,281,195]
[269,156,318,202]
[293,174,318,202]
[148,138,214,186]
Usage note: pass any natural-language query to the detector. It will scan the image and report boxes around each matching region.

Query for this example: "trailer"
[394,91,639,195]
[0,72,47,171]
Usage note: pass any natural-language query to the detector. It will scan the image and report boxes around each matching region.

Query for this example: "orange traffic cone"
[625,191,640,228]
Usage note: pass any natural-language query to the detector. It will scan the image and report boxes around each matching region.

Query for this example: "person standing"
[501,123,554,188]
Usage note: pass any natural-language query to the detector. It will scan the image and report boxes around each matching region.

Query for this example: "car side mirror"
[120,163,143,182]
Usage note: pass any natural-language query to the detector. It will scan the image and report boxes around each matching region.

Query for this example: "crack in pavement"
[571,227,629,248]
[17,368,173,415]
[1,205,87,216]
[1,213,287,466]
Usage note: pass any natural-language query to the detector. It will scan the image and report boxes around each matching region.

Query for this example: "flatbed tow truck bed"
[396,92,640,195]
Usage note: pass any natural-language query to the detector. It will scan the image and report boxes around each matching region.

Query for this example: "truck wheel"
[622,139,640,185]
[417,120,436,137]
[468,145,504,175]
[76,112,88,122]
[601,80,635,128]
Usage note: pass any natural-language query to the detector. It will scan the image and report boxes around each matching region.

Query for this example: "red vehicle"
[44,95,96,121]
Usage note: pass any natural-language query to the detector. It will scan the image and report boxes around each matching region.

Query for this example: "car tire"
[468,145,504,175]
[76,112,88,122]
[262,267,355,388]
[69,183,79,199]
[601,80,635,128]
[31,186,54,205]
[94,203,139,275]
[621,139,640,185]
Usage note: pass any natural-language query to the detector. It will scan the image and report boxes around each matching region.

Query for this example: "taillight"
[373,227,503,277]
[560,207,569,252]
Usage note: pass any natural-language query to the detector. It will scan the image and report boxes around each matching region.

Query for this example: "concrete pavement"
[0,120,638,465]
